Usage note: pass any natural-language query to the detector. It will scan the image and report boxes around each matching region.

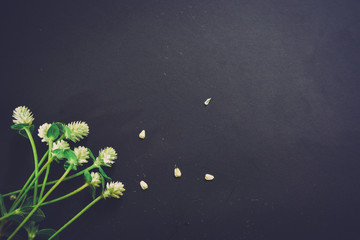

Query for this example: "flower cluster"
[52,140,70,151]
[94,147,117,167]
[37,123,52,143]
[12,106,34,125]
[103,181,125,199]
[90,172,101,187]
[67,121,89,142]
[74,146,89,165]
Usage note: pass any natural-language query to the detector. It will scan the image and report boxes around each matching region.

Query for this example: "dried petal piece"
[205,174,214,181]
[140,180,148,190]
[204,98,212,106]
[139,130,146,139]
[174,167,181,177]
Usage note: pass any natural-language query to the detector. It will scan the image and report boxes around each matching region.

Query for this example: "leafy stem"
[41,183,89,206]
[48,195,103,240]
[24,127,39,205]
[7,164,74,240]
[38,140,53,201]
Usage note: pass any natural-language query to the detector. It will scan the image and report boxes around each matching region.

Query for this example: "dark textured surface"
[1,0,360,239]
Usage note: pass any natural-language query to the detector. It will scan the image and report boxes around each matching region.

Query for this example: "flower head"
[12,106,34,125]
[38,123,52,142]
[103,181,125,198]
[205,174,214,181]
[94,147,117,167]
[174,167,181,178]
[74,146,89,165]
[52,140,70,151]
[67,121,89,142]
[90,172,101,187]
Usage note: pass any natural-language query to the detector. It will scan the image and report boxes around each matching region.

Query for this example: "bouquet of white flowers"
[0,106,125,240]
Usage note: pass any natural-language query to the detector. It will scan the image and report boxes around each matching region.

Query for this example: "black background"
[1,0,360,239]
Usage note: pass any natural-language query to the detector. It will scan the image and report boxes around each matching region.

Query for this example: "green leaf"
[63,161,77,171]
[21,196,34,208]
[87,148,96,162]
[64,149,77,162]
[9,207,45,223]
[99,167,112,182]
[100,174,105,194]
[84,170,92,183]
[0,194,7,216]
[37,229,58,240]
[11,123,28,130]
[90,185,96,199]
[63,125,71,139]
[47,123,60,140]
[52,149,65,160]
[22,207,45,223]
[18,125,34,139]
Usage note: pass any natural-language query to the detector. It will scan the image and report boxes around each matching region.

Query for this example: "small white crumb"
[139,130,146,139]
[205,174,214,181]
[204,98,212,106]
[10,194,17,201]
[140,180,148,190]
[174,167,181,177]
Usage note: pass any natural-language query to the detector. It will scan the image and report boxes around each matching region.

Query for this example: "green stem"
[41,183,89,206]
[48,195,103,240]
[39,141,53,201]
[0,212,15,221]
[7,165,73,240]
[3,165,96,197]
[9,157,54,212]
[24,127,39,205]
[8,152,48,211]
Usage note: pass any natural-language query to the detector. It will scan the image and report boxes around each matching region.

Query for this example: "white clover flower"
[12,106,34,125]
[103,181,125,199]
[74,146,89,165]
[94,147,117,167]
[139,130,145,139]
[38,123,52,142]
[174,167,181,178]
[67,121,89,142]
[140,180,148,190]
[90,172,101,187]
[52,140,70,151]
[205,174,214,181]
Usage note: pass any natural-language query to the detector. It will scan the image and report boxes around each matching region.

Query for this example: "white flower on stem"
[90,172,101,187]
[38,123,51,142]
[205,174,214,181]
[52,140,70,151]
[103,181,125,198]
[67,121,89,142]
[74,146,89,165]
[12,106,34,125]
[174,167,181,178]
[94,147,117,167]
[140,180,148,190]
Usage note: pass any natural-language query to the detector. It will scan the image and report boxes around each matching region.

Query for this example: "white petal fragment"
[205,174,214,181]
[204,98,212,106]
[174,167,181,178]
[140,180,148,190]
[139,130,146,139]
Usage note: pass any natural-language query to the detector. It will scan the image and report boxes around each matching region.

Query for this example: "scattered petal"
[174,167,181,178]
[204,98,212,106]
[140,180,148,190]
[205,174,214,181]
[139,130,146,139]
